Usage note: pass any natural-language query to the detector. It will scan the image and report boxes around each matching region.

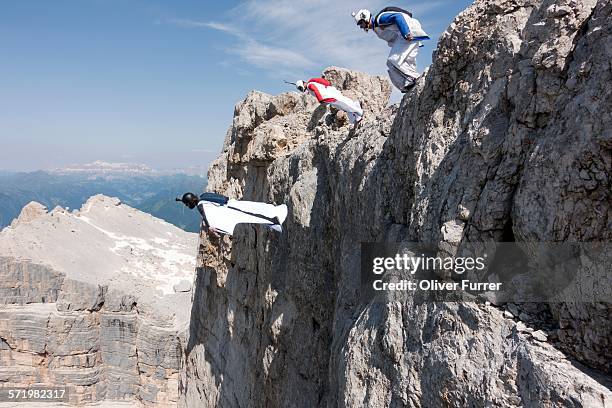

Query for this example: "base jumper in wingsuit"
[353,7,430,92]
[293,77,364,126]
[177,192,288,236]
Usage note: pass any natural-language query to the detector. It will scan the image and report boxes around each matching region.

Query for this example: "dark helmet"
[176,192,199,209]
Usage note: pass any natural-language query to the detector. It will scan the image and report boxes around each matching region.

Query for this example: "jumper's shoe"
[354,116,364,129]
[268,224,282,233]
[401,76,419,93]
[402,82,416,93]
[354,101,364,128]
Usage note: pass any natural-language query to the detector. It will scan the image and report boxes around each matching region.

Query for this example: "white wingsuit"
[372,11,430,91]
[198,199,288,236]
[302,78,363,124]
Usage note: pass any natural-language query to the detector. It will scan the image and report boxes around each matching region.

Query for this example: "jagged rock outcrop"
[181,0,611,406]
[0,195,199,406]
[10,201,47,228]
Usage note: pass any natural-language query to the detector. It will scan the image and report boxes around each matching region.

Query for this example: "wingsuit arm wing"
[197,201,210,228]
[307,79,338,104]
[308,77,332,87]
[378,12,411,39]
[307,83,325,103]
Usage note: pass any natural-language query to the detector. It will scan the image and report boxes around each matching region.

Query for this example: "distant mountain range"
[0,167,207,232]
[51,160,155,176]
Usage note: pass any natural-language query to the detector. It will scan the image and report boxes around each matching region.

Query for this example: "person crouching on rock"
[294,77,363,126]
[176,192,288,237]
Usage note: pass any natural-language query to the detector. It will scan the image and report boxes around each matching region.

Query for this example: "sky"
[0,0,472,172]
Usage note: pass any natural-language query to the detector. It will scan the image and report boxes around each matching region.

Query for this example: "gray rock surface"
[0,195,198,406]
[9,201,47,228]
[181,0,611,407]
[532,330,548,342]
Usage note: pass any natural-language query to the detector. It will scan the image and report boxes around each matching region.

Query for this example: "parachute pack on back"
[375,6,413,20]
[199,192,229,205]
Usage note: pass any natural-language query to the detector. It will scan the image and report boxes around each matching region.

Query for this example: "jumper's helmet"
[176,192,199,209]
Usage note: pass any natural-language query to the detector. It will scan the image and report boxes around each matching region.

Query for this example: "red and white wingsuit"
[303,78,363,124]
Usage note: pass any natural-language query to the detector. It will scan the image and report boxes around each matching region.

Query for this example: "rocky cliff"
[181,0,611,407]
[0,195,199,406]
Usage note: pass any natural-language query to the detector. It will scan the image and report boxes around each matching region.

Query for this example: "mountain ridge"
[0,194,199,406]
[0,170,206,232]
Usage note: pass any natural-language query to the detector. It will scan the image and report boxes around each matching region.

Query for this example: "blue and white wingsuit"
[357,8,430,91]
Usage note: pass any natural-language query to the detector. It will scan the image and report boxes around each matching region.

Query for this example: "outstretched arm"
[197,202,224,237]
[308,77,331,87]
[307,83,325,103]
[197,202,210,228]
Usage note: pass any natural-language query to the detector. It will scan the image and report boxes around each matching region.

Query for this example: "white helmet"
[352,9,371,31]
[295,80,306,92]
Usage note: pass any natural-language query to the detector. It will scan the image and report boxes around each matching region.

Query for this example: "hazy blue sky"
[0,0,472,172]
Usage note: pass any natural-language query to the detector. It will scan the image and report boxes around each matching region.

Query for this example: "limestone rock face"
[0,195,199,406]
[181,0,611,407]
[9,201,47,228]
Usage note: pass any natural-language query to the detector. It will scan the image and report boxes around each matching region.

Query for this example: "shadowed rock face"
[0,195,199,407]
[181,0,611,407]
